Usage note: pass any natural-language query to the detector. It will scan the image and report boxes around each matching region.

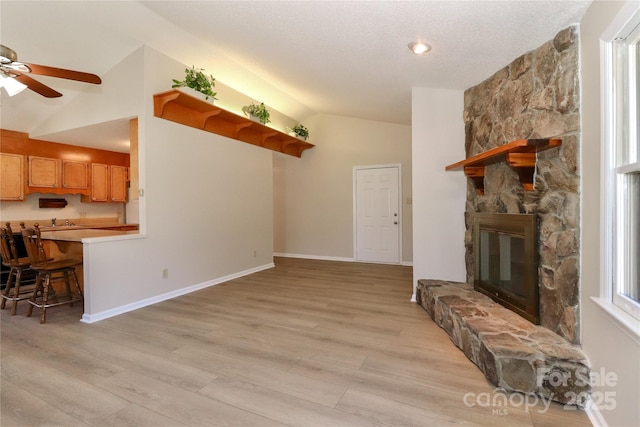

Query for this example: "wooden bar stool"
[0,223,36,315]
[21,225,83,324]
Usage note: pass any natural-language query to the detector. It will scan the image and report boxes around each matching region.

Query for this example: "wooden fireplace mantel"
[445,138,562,194]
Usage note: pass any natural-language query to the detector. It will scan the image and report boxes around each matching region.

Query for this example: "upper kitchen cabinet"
[0,153,25,201]
[82,163,128,203]
[110,165,128,202]
[0,129,130,202]
[27,156,91,196]
[89,163,109,202]
[28,156,61,189]
[62,159,90,191]
[27,155,92,196]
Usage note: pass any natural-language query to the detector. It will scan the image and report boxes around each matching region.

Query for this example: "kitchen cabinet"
[28,156,60,188]
[1,129,130,201]
[83,163,128,202]
[110,165,127,202]
[62,160,89,190]
[129,118,139,200]
[90,163,109,202]
[0,153,25,201]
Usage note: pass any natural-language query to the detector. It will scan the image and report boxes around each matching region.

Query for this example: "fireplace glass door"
[473,213,539,323]
[479,230,526,298]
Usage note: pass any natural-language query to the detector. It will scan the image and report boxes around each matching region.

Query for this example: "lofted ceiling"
[0,1,591,152]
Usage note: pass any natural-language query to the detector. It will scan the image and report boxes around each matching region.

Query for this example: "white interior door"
[355,166,400,263]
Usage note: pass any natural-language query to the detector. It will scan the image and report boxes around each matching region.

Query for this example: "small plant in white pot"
[287,123,310,141]
[242,102,271,124]
[172,66,217,102]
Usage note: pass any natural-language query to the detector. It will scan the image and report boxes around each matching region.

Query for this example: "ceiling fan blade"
[13,73,63,98]
[23,63,102,84]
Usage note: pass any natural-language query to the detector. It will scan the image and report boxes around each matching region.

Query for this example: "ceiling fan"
[0,44,101,98]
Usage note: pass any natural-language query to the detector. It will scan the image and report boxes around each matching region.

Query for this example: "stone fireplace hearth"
[416,279,590,405]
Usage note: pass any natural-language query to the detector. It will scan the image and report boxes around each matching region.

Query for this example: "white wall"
[30,47,144,138]
[580,1,640,426]
[273,113,412,262]
[75,46,274,318]
[411,87,466,297]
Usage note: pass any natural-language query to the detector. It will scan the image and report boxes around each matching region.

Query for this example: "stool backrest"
[0,223,20,267]
[21,225,49,268]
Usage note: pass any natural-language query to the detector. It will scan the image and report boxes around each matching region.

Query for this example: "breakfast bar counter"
[37,229,139,291]
[39,229,138,243]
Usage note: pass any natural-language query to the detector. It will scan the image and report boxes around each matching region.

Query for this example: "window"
[607,12,640,321]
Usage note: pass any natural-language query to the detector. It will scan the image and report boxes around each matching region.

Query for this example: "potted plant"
[287,123,310,141]
[172,66,217,102]
[242,102,271,125]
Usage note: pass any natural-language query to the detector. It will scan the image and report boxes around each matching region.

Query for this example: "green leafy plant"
[287,123,309,140]
[242,102,271,125]
[172,66,217,101]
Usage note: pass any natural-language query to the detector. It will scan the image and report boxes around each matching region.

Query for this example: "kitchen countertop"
[36,223,138,232]
[39,229,139,243]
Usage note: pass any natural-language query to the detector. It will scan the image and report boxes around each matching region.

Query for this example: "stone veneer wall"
[463,26,580,344]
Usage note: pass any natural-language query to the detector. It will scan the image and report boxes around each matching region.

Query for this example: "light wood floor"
[1,257,591,426]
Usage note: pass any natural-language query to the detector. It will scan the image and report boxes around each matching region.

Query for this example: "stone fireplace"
[463,25,580,344]
[415,26,589,405]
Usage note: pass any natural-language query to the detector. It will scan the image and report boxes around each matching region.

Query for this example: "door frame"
[353,164,403,264]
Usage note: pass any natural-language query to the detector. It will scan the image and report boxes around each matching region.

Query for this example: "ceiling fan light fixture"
[0,74,28,96]
[0,45,18,64]
[408,41,431,55]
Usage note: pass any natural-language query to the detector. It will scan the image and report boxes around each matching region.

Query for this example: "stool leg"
[40,275,51,324]
[1,268,15,310]
[26,274,42,318]
[71,269,83,300]
[63,271,71,307]
[11,268,22,315]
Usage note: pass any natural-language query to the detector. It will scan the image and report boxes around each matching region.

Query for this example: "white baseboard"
[81,262,275,324]
[275,252,413,266]
[273,252,355,262]
[585,403,608,427]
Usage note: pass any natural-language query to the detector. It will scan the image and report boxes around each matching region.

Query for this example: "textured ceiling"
[0,1,591,151]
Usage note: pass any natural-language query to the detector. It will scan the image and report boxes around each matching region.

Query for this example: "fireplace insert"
[473,213,539,323]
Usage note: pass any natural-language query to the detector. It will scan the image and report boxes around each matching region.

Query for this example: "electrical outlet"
[162,268,169,279]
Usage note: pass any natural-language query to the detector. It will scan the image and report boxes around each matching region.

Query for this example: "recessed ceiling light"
[408,41,431,55]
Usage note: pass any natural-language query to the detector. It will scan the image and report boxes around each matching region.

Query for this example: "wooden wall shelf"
[153,90,315,158]
[445,138,561,194]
